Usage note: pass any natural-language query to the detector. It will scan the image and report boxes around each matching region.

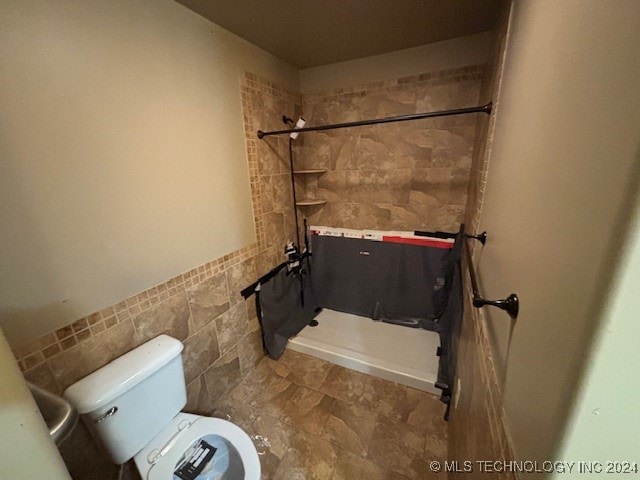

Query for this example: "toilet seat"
[133,412,260,480]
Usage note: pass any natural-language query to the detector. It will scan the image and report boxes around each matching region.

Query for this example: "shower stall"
[243,103,490,413]
[288,226,460,397]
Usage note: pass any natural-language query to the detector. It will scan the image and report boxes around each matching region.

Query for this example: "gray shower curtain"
[247,229,464,409]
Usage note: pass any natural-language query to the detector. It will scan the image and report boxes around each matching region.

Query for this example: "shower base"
[288,309,441,394]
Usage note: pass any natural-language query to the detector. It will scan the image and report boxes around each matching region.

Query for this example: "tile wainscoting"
[11,72,300,479]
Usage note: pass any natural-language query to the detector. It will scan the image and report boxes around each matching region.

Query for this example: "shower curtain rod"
[257,102,491,139]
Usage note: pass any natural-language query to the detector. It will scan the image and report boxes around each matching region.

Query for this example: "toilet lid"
[136,414,260,480]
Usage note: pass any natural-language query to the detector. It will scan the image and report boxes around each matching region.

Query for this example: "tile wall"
[448,4,518,479]
[293,66,484,233]
[11,72,300,478]
[13,74,301,392]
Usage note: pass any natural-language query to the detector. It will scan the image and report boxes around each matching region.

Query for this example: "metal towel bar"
[465,232,519,319]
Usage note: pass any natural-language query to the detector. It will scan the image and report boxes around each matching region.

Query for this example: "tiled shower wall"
[294,66,484,233]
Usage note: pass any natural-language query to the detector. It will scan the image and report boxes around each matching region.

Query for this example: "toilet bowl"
[64,335,260,480]
[134,413,260,480]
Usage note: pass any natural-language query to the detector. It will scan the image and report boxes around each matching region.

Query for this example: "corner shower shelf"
[293,169,328,174]
[296,199,327,206]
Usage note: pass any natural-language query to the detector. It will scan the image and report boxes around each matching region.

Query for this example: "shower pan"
[288,308,442,394]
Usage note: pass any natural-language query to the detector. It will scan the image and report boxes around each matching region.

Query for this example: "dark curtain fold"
[257,256,318,359]
[434,232,464,404]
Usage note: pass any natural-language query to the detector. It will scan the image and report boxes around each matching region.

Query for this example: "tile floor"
[213,348,448,479]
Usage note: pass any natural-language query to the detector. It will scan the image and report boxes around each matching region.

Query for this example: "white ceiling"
[174,0,503,69]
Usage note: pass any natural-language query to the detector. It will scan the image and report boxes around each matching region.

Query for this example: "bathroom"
[1,0,640,479]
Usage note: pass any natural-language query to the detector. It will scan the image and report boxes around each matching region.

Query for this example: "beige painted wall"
[0,0,298,346]
[476,0,640,465]
[553,182,640,475]
[0,330,71,479]
[299,32,492,93]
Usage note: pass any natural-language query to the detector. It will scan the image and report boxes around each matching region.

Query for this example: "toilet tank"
[64,335,186,464]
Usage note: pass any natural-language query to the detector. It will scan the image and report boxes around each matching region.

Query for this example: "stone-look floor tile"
[186,273,230,332]
[230,367,293,418]
[320,400,377,456]
[366,377,409,420]
[215,302,249,354]
[281,385,334,435]
[245,358,280,383]
[424,432,447,462]
[131,292,190,343]
[252,413,297,458]
[281,350,333,390]
[401,387,447,438]
[185,374,216,416]
[331,451,409,480]
[273,431,338,480]
[367,417,427,480]
[320,365,372,404]
[259,355,292,379]
[213,397,259,434]
[48,320,138,390]
[259,449,281,480]
[251,413,298,479]
[182,321,220,384]
[320,365,406,420]
[259,382,299,419]
[203,347,242,405]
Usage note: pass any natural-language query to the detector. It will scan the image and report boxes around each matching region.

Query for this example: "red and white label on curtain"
[308,226,454,249]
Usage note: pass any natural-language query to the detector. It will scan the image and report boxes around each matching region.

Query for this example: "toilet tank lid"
[63,335,184,414]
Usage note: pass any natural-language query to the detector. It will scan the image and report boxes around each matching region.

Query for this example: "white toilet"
[64,334,260,480]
